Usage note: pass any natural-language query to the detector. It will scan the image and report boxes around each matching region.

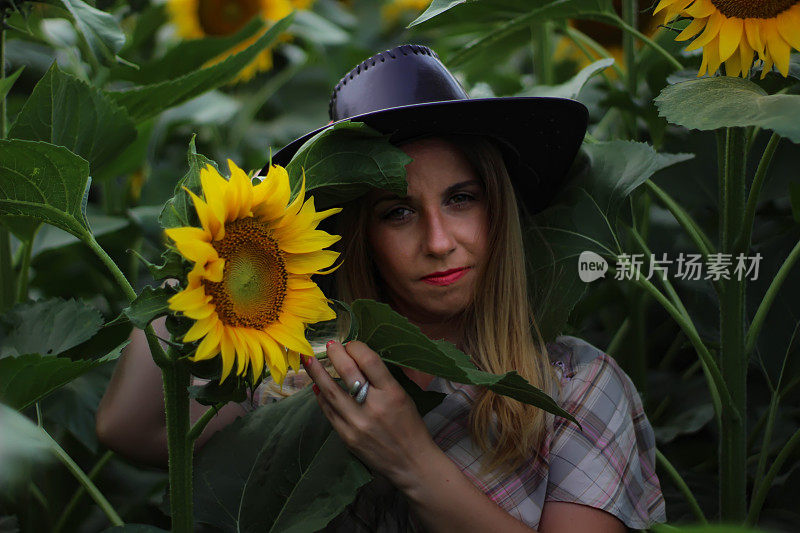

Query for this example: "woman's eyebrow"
[373,180,481,205]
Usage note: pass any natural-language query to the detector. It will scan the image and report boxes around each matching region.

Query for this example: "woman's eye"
[383,207,412,221]
[448,193,474,206]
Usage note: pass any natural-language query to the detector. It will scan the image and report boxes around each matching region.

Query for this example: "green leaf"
[655,77,800,143]
[112,17,266,84]
[0,66,24,101]
[48,0,126,65]
[9,63,137,172]
[0,298,103,357]
[102,526,169,532]
[107,12,295,122]
[290,10,348,45]
[653,525,770,533]
[193,388,372,532]
[518,58,614,99]
[0,140,91,239]
[159,136,220,229]
[285,121,411,209]
[131,249,187,282]
[188,377,248,406]
[350,299,576,423]
[0,403,54,489]
[122,286,171,329]
[407,0,467,27]
[0,344,124,410]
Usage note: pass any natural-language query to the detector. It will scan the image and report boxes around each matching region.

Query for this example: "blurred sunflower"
[166,160,341,385]
[655,0,800,77]
[167,0,313,83]
[381,0,430,25]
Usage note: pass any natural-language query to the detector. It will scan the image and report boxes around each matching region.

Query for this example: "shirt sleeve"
[545,346,667,530]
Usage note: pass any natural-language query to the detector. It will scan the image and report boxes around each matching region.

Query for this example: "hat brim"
[269,97,588,214]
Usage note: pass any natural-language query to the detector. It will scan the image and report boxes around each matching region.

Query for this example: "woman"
[97,44,665,531]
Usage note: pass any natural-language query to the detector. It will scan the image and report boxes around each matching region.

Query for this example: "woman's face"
[366,137,490,324]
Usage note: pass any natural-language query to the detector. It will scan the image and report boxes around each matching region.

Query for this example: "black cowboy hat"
[267,43,588,214]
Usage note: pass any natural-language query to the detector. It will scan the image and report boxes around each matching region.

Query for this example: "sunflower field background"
[1,0,799,532]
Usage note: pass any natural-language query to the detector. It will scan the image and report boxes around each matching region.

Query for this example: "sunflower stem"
[622,0,638,139]
[734,132,781,253]
[53,450,115,533]
[187,402,225,442]
[162,356,193,533]
[719,127,747,522]
[532,22,554,85]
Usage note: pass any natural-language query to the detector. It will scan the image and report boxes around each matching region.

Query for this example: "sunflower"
[166,160,341,386]
[381,0,431,25]
[655,0,800,77]
[166,0,313,83]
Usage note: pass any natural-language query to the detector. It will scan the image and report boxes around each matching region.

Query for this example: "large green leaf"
[47,0,126,65]
[9,63,137,172]
[0,344,124,410]
[655,77,800,143]
[122,286,172,330]
[108,12,295,122]
[285,121,411,209]
[0,403,54,489]
[0,298,102,357]
[193,387,372,532]
[112,17,266,84]
[159,136,220,229]
[0,66,24,101]
[0,140,91,239]
[350,299,576,422]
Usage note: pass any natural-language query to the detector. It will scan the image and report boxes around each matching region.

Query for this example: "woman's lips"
[421,267,470,286]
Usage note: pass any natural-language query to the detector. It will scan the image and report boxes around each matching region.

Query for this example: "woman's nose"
[423,211,456,257]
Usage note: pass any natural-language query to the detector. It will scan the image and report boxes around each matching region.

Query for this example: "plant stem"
[0,226,13,312]
[187,402,225,442]
[606,317,629,356]
[53,450,115,533]
[622,0,638,139]
[40,428,123,527]
[747,427,800,525]
[750,391,779,514]
[532,22,554,85]
[15,238,32,302]
[564,26,626,78]
[1,8,7,139]
[162,359,193,533]
[719,127,747,522]
[655,449,707,524]
[735,132,781,253]
[604,14,683,70]
[746,238,800,356]
[645,180,717,259]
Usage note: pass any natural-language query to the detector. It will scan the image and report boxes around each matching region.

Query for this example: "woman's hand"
[301,340,438,489]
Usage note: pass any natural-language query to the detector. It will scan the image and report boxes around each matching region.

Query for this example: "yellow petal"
[183,315,218,343]
[760,54,774,79]
[311,206,343,228]
[194,322,223,361]
[738,38,754,77]
[278,229,341,254]
[169,285,211,312]
[284,295,337,322]
[287,349,301,375]
[653,0,678,15]
[745,19,764,56]
[724,47,742,78]
[685,0,715,18]
[777,8,800,51]
[183,302,216,320]
[267,316,314,356]
[165,226,211,245]
[204,258,225,283]
[285,250,340,274]
[219,328,236,383]
[260,334,289,385]
[686,11,723,52]
[231,328,250,377]
[284,168,306,220]
[764,21,791,77]
[200,165,229,226]
[287,276,318,290]
[241,330,265,382]
[676,17,707,41]
[166,228,219,264]
[228,160,254,218]
[253,165,291,222]
[718,16,743,62]
[185,188,224,241]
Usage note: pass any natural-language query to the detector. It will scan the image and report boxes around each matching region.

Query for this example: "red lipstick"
[421,267,470,286]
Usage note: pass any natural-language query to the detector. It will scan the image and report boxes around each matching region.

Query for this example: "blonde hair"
[333,133,559,478]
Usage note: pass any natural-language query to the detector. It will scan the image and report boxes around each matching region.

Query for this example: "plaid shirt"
[245,336,667,531]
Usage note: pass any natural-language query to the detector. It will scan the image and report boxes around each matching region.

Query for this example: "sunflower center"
[203,217,287,329]
[197,0,261,36]
[709,0,797,18]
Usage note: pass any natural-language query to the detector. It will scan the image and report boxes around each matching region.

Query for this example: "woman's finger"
[324,340,367,396]
[344,340,396,389]
[302,355,361,418]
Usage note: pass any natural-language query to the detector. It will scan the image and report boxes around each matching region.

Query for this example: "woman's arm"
[95,317,247,467]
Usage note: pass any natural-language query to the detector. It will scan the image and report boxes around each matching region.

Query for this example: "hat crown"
[328,44,469,122]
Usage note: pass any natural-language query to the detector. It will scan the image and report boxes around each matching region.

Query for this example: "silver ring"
[348,380,362,396]
[354,381,369,404]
